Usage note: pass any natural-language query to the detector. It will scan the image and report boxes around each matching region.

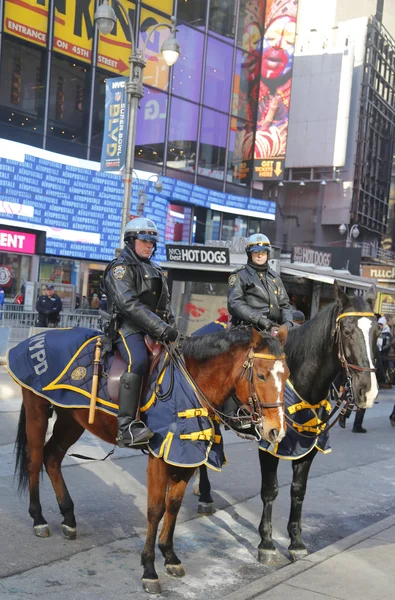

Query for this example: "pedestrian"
[0,286,4,321]
[377,316,392,388]
[227,233,294,333]
[75,294,81,310]
[91,293,100,310]
[35,284,63,328]
[81,295,89,311]
[102,216,178,448]
[292,309,305,326]
[99,293,107,311]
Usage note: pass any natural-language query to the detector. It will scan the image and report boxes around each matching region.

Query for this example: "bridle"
[334,311,377,377]
[165,340,287,440]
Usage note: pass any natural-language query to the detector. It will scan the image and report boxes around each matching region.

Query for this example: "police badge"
[71,366,87,381]
[228,274,238,287]
[113,265,126,280]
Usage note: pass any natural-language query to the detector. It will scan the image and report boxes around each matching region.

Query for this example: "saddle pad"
[141,353,226,471]
[7,328,118,417]
[259,380,332,460]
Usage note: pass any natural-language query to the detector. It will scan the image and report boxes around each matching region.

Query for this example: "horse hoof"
[142,579,162,594]
[62,524,77,540]
[198,502,215,515]
[193,484,200,496]
[289,548,308,561]
[34,524,50,538]
[258,548,280,564]
[166,564,185,578]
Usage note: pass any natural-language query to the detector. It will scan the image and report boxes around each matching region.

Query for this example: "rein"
[164,340,286,440]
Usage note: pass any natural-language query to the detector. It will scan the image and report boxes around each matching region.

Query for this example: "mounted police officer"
[36,284,63,327]
[102,217,178,449]
[227,233,294,331]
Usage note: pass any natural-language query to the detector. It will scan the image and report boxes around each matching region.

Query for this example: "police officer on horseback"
[227,233,294,331]
[102,217,178,448]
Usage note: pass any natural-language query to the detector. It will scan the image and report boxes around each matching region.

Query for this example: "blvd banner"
[100,77,129,172]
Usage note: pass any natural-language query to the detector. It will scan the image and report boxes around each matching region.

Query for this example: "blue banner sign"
[100,77,129,172]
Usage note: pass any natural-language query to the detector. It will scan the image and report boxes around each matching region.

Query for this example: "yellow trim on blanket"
[140,359,168,413]
[260,439,332,460]
[43,335,100,388]
[178,407,209,418]
[214,320,227,329]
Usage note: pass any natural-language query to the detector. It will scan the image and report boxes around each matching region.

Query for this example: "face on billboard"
[261,14,296,80]
[242,23,261,82]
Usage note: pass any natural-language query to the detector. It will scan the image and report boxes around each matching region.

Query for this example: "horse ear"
[365,285,376,310]
[333,280,348,308]
[277,325,288,348]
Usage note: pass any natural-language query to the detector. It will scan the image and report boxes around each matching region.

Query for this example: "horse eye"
[257,373,267,381]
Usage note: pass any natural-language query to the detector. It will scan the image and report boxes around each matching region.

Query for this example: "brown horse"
[13,325,289,594]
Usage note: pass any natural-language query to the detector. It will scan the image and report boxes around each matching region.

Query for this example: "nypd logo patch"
[112,265,126,280]
[71,366,87,381]
[228,274,238,287]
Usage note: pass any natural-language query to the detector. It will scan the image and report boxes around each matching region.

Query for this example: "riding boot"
[352,408,367,433]
[339,413,346,429]
[117,372,153,448]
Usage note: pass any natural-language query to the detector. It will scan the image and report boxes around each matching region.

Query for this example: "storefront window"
[209,0,237,39]
[172,26,204,103]
[167,97,199,171]
[177,0,207,29]
[0,37,45,146]
[222,213,248,240]
[39,257,76,285]
[0,253,30,301]
[171,279,228,334]
[203,37,233,113]
[165,204,193,243]
[47,55,91,157]
[135,87,167,165]
[199,108,228,181]
[205,209,221,241]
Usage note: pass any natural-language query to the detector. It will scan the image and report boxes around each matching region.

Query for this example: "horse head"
[334,281,378,408]
[233,325,289,444]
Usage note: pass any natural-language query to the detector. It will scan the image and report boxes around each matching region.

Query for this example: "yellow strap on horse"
[253,353,286,360]
[288,399,332,415]
[336,312,374,322]
[180,428,221,443]
[178,407,209,418]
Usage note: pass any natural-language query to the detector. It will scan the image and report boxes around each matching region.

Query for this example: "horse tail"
[14,403,29,494]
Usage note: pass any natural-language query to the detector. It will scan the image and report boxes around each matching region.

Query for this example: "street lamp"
[339,223,360,247]
[133,173,163,216]
[94,1,180,247]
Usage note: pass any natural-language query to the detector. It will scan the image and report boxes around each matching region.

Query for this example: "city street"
[1,366,395,599]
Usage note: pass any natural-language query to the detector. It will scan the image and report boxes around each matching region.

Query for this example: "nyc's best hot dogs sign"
[4,0,173,82]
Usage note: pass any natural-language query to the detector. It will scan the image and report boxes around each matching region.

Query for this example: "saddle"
[106,335,163,405]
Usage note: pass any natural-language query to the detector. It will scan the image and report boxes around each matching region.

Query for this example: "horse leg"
[22,390,51,537]
[197,464,214,515]
[288,448,317,561]
[258,450,280,563]
[43,409,84,540]
[192,468,200,495]
[158,466,194,577]
[141,456,168,594]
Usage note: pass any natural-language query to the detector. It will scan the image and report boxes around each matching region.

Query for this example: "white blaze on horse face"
[358,317,378,407]
[271,360,286,437]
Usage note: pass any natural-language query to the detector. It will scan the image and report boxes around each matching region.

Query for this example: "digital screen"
[0,141,276,263]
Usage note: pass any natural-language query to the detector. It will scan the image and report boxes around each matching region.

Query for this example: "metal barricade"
[0,307,102,346]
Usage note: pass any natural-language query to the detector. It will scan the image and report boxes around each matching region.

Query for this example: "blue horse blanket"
[259,380,332,459]
[7,328,118,416]
[141,352,225,471]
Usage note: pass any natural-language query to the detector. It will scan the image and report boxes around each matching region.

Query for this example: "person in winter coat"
[36,285,62,327]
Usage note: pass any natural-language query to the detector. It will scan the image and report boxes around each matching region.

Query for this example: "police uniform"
[36,290,63,327]
[227,234,293,330]
[102,217,178,448]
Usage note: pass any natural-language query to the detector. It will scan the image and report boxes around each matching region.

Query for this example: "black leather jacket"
[227,264,293,329]
[36,294,62,324]
[102,244,175,338]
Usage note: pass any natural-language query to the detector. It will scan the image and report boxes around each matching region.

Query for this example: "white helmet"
[123,217,159,244]
[246,233,271,254]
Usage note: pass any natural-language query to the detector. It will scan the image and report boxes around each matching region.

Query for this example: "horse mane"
[285,295,370,368]
[182,327,282,362]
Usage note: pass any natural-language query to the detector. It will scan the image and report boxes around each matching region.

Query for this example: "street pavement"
[1,365,395,599]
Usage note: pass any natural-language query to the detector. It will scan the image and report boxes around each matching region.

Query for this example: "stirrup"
[117,420,154,449]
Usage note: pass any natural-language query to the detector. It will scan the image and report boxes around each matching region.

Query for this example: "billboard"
[4,0,49,47]
[253,0,299,180]
[100,77,129,172]
[53,0,95,63]
[97,0,136,76]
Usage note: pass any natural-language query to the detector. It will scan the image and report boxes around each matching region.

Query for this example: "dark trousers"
[114,332,149,378]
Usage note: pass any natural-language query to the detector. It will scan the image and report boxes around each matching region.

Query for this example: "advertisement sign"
[0,229,36,254]
[292,245,361,275]
[53,0,94,63]
[253,0,299,180]
[100,77,129,172]
[97,0,136,76]
[166,245,230,266]
[4,0,49,47]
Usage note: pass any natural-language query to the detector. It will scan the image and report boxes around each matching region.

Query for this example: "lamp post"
[133,172,163,216]
[94,0,180,247]
[339,223,360,247]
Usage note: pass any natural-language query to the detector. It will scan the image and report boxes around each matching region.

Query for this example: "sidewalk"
[224,513,395,600]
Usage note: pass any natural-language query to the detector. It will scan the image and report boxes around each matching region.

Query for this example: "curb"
[223,513,395,600]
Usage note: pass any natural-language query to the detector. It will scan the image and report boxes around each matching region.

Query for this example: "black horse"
[195,282,379,562]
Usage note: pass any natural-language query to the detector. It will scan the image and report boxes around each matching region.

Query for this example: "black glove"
[285,321,294,330]
[161,326,179,343]
[258,317,271,331]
